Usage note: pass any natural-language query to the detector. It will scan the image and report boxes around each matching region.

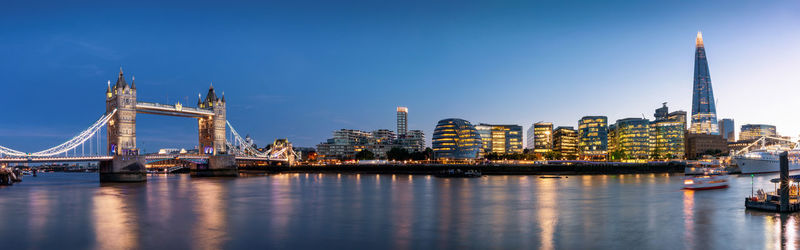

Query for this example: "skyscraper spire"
[696,31,704,47]
[689,31,719,135]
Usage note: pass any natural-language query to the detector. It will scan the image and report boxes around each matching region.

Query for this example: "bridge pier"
[99,155,147,182]
[191,154,238,177]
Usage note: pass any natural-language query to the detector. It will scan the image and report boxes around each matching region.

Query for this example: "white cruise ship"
[734,149,800,174]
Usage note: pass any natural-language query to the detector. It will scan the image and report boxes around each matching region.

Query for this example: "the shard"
[689,31,719,135]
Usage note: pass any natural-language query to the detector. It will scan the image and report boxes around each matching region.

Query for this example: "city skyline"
[1,1,799,151]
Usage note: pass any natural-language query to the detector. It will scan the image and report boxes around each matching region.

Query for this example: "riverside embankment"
[241,161,686,175]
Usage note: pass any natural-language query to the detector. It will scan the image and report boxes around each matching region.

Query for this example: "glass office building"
[475,123,523,155]
[650,103,686,159]
[578,116,608,160]
[740,124,777,140]
[432,118,482,160]
[718,118,735,142]
[533,122,553,154]
[615,118,651,160]
[553,126,579,160]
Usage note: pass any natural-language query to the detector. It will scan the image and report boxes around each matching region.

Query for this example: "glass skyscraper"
[689,31,720,135]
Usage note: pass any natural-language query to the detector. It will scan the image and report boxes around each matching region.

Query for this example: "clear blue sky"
[1,0,798,152]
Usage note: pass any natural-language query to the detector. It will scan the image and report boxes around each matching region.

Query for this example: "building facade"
[614,118,651,160]
[685,133,728,160]
[533,122,553,154]
[475,124,523,155]
[650,103,686,159]
[718,118,735,142]
[740,124,777,140]
[689,31,720,135]
[432,119,482,160]
[578,116,608,161]
[552,126,579,160]
[526,125,536,150]
[396,107,408,136]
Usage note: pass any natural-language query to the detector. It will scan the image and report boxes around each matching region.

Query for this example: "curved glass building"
[432,118,482,160]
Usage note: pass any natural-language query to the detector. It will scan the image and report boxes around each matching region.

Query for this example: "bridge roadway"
[0,154,277,163]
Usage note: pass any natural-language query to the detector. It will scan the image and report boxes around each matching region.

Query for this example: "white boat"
[684,171,729,190]
[685,161,722,175]
[734,149,800,174]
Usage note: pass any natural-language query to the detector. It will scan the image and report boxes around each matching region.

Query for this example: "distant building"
[685,133,728,160]
[578,116,608,161]
[740,124,777,140]
[398,130,425,153]
[718,119,735,142]
[526,124,536,150]
[475,124,523,155]
[432,119,482,160]
[552,126,579,160]
[397,107,408,136]
[650,103,686,159]
[668,111,687,131]
[613,118,651,160]
[533,122,553,154]
[608,124,618,154]
[689,31,720,135]
[316,129,373,160]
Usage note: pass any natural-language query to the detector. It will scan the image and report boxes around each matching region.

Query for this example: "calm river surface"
[0,172,797,249]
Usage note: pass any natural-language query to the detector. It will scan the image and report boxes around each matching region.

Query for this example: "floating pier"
[745,151,800,213]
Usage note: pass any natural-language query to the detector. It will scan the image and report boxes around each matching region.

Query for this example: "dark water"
[0,172,797,250]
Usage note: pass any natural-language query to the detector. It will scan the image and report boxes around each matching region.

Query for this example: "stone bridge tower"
[106,68,138,156]
[198,84,227,155]
[102,68,146,182]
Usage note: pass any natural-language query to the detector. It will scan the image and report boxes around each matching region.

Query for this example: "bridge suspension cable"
[0,109,116,158]
[226,120,267,157]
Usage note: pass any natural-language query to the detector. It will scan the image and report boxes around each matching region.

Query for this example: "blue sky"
[1,0,799,152]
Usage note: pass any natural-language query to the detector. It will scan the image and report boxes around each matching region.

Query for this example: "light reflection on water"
[1,173,800,249]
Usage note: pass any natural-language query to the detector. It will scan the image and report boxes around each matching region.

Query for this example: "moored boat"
[434,169,482,178]
[735,149,800,174]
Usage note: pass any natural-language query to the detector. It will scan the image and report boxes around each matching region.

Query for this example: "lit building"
[533,122,553,154]
[316,129,373,160]
[578,116,608,161]
[553,126,579,160]
[740,124,777,140]
[689,31,720,135]
[614,118,651,160]
[397,107,408,136]
[668,111,687,131]
[650,103,685,159]
[718,118,735,142]
[475,124,523,155]
[398,130,425,153]
[432,119,482,160]
[607,124,618,154]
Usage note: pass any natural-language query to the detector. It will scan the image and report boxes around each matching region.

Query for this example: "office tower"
[689,31,720,135]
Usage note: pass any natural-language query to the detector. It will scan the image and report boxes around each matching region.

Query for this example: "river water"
[0,172,797,249]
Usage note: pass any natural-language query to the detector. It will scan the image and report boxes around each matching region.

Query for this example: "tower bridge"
[0,68,297,182]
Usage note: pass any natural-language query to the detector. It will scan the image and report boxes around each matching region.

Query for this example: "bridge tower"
[106,68,138,155]
[197,84,227,155]
[100,68,146,182]
[195,84,237,177]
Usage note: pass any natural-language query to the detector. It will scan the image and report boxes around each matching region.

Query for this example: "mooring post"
[780,151,789,212]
